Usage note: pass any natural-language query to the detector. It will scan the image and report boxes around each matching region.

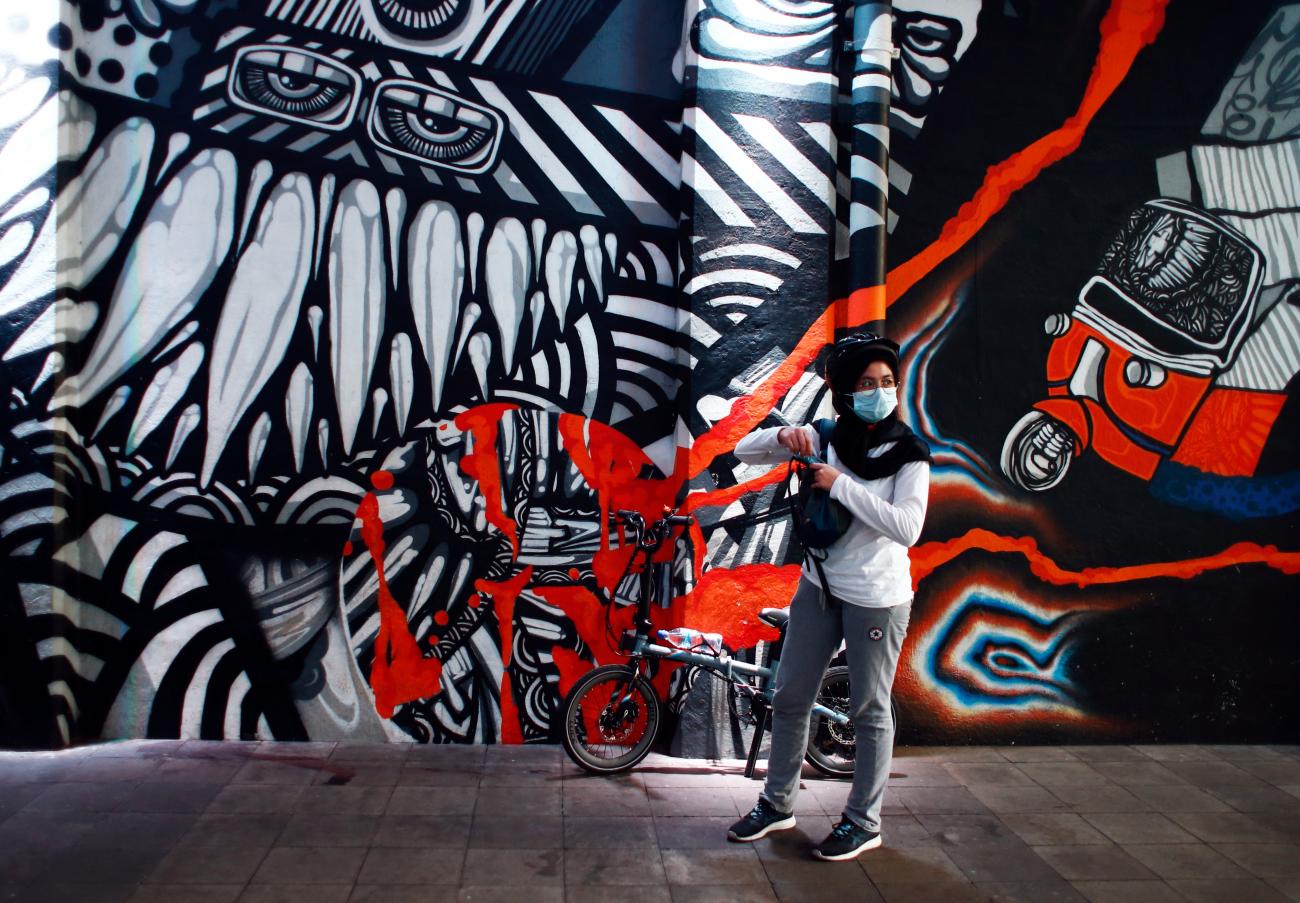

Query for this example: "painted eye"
[898,17,957,57]
[227,46,360,130]
[366,0,470,41]
[367,79,503,174]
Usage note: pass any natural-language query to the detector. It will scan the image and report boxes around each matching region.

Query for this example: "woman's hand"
[808,462,841,491]
[777,427,814,458]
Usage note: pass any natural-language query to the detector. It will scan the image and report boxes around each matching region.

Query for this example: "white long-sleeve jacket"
[734,423,930,608]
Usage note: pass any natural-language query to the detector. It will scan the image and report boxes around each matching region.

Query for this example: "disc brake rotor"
[596,698,640,742]
[821,694,855,748]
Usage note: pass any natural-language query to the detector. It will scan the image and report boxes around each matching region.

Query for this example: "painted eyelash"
[377,103,490,161]
[239,64,347,117]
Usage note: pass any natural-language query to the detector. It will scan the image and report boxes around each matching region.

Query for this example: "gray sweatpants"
[761,577,911,832]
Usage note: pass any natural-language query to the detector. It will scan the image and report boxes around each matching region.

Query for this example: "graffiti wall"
[0,0,1296,749]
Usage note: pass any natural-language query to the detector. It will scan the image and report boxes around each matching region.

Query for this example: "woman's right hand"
[777,427,815,458]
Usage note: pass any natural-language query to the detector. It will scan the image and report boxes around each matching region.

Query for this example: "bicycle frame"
[559,510,859,778]
[613,509,849,720]
[625,636,849,727]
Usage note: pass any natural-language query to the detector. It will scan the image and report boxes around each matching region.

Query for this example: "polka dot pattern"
[98,59,124,83]
[57,2,177,102]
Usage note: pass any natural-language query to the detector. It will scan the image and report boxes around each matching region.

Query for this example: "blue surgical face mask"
[849,386,898,423]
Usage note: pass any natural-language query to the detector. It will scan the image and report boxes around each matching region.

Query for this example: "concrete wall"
[0,0,1295,748]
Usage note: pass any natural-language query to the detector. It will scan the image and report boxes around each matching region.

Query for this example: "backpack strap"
[814,419,835,461]
[757,422,847,609]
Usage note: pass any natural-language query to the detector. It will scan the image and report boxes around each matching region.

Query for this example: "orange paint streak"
[357,492,443,719]
[910,528,1300,590]
[887,0,1168,304]
[476,567,533,744]
[686,315,835,479]
[842,284,886,328]
[455,403,521,558]
[682,467,789,515]
[679,564,799,650]
[682,1,1167,479]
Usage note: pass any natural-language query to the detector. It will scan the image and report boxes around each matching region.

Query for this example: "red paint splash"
[455,403,521,558]
[558,414,693,588]
[550,645,593,701]
[371,470,394,491]
[535,583,681,701]
[886,0,1168,304]
[534,584,625,665]
[911,528,1300,590]
[476,567,533,744]
[538,557,795,672]
[356,492,443,719]
[678,564,799,650]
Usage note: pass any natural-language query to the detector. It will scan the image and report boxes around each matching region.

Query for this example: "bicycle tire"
[804,665,855,777]
[560,664,662,775]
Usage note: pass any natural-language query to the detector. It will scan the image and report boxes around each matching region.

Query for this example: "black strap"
[814,419,835,459]
[774,458,844,609]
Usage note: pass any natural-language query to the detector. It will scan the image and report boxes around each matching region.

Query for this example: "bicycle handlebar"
[610,510,693,529]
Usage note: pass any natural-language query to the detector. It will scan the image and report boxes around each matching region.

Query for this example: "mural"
[0,0,1296,750]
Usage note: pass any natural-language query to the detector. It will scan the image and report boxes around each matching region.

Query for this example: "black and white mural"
[2,0,1295,754]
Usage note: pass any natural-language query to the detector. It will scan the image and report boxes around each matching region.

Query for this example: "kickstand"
[744,704,769,779]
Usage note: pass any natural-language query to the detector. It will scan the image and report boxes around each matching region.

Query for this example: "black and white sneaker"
[812,819,881,860]
[727,798,796,842]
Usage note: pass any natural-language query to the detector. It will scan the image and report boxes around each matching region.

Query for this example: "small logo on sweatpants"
[868,627,884,641]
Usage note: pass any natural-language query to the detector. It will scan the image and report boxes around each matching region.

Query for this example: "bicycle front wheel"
[560,664,662,775]
[805,665,855,777]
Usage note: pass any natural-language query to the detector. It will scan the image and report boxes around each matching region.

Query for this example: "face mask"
[849,386,898,423]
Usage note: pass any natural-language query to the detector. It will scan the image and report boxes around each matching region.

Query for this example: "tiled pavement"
[1,742,1299,902]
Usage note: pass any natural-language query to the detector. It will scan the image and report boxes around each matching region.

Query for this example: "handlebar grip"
[612,509,641,522]
[666,515,693,527]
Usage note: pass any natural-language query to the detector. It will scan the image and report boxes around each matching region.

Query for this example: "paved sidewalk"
[0,741,1298,902]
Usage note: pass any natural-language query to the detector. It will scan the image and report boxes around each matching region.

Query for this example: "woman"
[726,333,931,861]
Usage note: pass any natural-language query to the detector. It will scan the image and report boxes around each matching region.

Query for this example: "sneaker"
[727,797,796,842]
[812,819,881,860]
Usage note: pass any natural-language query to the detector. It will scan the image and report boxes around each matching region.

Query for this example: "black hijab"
[824,335,932,481]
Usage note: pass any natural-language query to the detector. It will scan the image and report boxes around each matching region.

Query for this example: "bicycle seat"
[758,608,789,629]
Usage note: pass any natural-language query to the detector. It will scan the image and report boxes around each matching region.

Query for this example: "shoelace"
[748,802,770,820]
[830,820,858,838]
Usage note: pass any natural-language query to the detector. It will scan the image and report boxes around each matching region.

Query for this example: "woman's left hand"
[808,462,841,491]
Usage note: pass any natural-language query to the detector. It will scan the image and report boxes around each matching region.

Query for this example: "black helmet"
[825,333,900,395]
